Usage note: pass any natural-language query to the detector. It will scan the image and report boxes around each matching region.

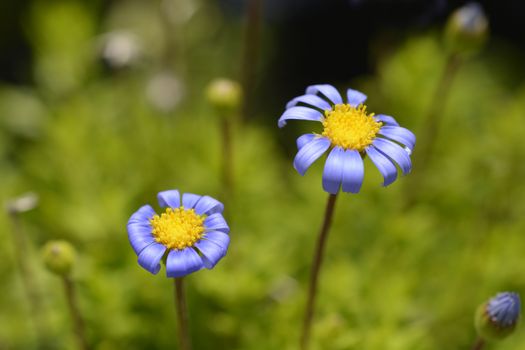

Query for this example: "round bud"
[445,2,489,54]
[5,192,39,215]
[42,240,76,276]
[146,71,184,113]
[206,78,242,116]
[99,31,142,70]
[475,292,521,341]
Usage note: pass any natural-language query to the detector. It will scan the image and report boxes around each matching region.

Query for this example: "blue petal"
[195,239,227,269]
[322,147,345,194]
[296,133,316,150]
[194,195,224,215]
[374,114,399,126]
[138,243,166,274]
[373,138,412,175]
[378,125,416,150]
[365,146,398,186]
[487,293,521,327]
[305,84,343,105]
[346,88,367,107]
[128,204,155,224]
[166,248,204,278]
[182,193,201,209]
[286,94,331,111]
[157,190,181,208]
[341,149,364,193]
[204,213,230,233]
[127,222,155,255]
[293,137,331,176]
[204,231,230,250]
[278,106,323,128]
[127,205,156,255]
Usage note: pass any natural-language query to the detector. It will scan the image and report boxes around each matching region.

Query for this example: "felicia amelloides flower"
[127,190,230,277]
[278,84,416,194]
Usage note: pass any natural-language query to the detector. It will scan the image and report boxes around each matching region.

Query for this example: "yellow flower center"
[322,104,381,151]
[150,207,206,250]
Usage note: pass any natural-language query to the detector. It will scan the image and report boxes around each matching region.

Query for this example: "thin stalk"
[62,276,89,350]
[174,278,191,350]
[300,193,339,350]
[221,117,234,200]
[7,211,46,348]
[404,53,462,207]
[240,0,263,122]
[159,0,183,72]
[471,337,485,350]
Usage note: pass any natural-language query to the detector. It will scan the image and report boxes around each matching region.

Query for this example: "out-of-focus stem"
[221,117,234,200]
[174,278,191,350]
[300,193,338,350]
[240,0,263,122]
[471,337,485,350]
[62,276,89,350]
[404,53,462,208]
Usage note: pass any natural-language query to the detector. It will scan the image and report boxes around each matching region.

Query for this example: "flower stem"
[7,211,46,347]
[221,117,234,200]
[240,0,263,122]
[174,278,191,350]
[158,0,185,74]
[62,276,89,350]
[404,53,462,207]
[471,337,485,350]
[300,193,339,350]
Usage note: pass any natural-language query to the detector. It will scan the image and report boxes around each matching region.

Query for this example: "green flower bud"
[42,240,76,276]
[445,2,489,55]
[475,292,521,341]
[206,78,242,116]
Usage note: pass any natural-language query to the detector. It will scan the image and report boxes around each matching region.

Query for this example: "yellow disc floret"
[322,104,381,151]
[150,207,206,250]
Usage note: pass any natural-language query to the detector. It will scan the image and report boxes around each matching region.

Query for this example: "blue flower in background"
[278,84,416,194]
[127,190,230,277]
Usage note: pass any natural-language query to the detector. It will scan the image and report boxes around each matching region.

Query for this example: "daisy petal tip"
[346,88,367,107]
[157,190,181,208]
[137,243,166,275]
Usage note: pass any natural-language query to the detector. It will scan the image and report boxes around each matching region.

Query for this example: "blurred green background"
[1,0,525,349]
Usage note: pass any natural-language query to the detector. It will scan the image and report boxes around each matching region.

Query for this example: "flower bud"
[99,31,142,70]
[206,78,242,116]
[146,71,184,113]
[445,2,489,54]
[475,292,521,341]
[42,240,76,276]
[5,192,39,215]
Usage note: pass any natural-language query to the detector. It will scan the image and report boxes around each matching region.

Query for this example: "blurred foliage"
[1,0,525,349]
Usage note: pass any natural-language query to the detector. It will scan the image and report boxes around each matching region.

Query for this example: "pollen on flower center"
[150,207,206,250]
[322,104,381,151]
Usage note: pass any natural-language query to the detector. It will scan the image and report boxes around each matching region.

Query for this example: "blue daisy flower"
[127,190,230,277]
[278,84,416,194]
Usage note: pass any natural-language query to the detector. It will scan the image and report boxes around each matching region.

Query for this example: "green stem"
[404,53,462,207]
[300,193,339,350]
[240,0,263,122]
[174,278,191,350]
[159,0,183,72]
[221,117,234,200]
[62,276,89,350]
[471,337,485,350]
